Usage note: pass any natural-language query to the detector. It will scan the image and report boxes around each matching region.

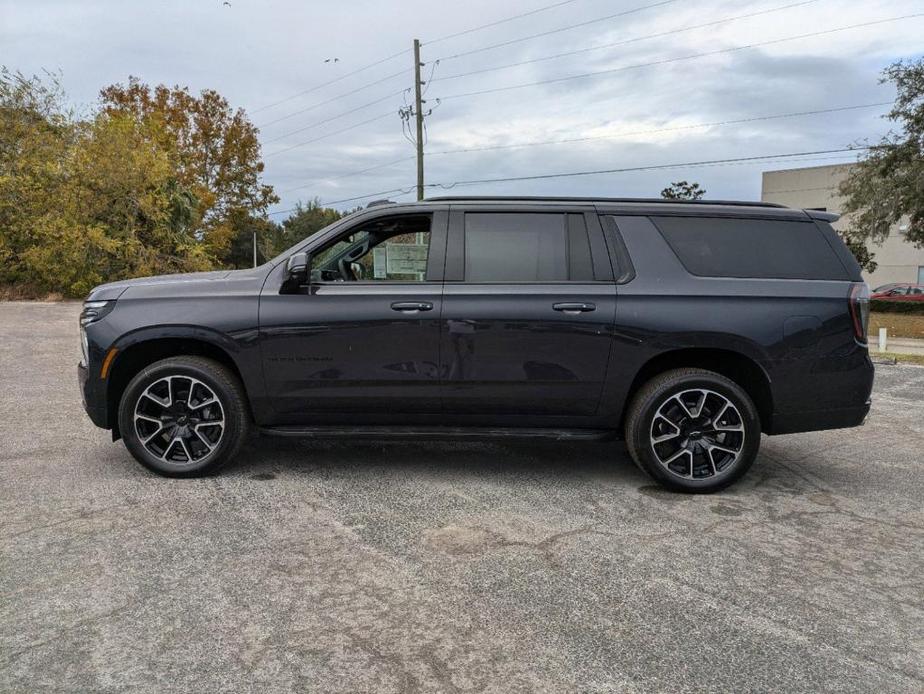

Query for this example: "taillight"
[849,283,870,343]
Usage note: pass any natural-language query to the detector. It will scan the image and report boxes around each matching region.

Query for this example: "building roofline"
[761,162,855,176]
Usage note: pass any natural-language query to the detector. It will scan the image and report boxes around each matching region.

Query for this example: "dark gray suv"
[78,197,873,492]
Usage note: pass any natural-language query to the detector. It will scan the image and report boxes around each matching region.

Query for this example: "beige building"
[761,164,924,288]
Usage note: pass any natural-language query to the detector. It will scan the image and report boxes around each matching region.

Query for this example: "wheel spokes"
[134,374,225,465]
[650,388,746,480]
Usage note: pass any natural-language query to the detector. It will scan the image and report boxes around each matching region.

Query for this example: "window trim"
[445,208,611,284]
[598,214,636,284]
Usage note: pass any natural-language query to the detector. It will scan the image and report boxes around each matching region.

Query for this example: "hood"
[86,268,260,301]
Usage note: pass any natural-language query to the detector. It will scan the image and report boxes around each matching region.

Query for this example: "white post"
[879,327,888,352]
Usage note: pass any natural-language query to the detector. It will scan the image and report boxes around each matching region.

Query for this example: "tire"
[625,368,760,493]
[118,356,250,477]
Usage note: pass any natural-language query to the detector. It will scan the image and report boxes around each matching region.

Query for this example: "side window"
[310,215,431,282]
[462,212,593,282]
[651,216,850,280]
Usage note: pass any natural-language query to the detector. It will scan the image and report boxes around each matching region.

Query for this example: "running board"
[258,425,613,441]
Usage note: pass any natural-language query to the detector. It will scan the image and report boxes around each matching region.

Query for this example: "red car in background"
[871,283,924,301]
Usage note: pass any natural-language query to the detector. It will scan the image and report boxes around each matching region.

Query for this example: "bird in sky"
[324,58,340,63]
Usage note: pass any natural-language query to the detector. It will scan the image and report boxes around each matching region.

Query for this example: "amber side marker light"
[100,348,118,379]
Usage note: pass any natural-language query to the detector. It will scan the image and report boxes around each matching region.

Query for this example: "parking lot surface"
[1,301,922,693]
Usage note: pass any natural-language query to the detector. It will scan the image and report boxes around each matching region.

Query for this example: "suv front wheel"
[625,368,760,493]
[118,356,250,477]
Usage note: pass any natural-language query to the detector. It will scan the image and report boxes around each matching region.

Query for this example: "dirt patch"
[0,284,66,301]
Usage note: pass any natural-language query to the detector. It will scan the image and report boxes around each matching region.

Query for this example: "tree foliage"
[0,68,287,296]
[100,77,279,266]
[839,58,924,259]
[281,199,344,248]
[661,181,707,200]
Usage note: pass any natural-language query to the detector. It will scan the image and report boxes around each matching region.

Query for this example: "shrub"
[870,299,924,314]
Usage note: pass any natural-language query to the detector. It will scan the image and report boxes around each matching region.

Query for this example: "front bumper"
[78,361,108,429]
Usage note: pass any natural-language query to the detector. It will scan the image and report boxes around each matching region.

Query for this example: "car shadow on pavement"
[223,435,645,485]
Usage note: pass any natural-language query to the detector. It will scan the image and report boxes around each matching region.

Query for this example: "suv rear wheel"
[625,368,760,493]
[118,356,250,477]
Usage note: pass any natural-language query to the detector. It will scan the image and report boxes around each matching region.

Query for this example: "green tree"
[277,199,343,253]
[1,69,219,296]
[22,112,213,296]
[661,181,706,200]
[225,211,282,268]
[839,58,924,270]
[0,68,76,288]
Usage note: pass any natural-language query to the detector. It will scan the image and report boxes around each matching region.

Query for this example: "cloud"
[2,0,922,211]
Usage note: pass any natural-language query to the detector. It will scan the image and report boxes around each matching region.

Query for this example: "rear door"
[439,204,617,417]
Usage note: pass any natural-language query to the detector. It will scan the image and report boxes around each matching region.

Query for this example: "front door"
[259,211,447,420]
[440,207,617,417]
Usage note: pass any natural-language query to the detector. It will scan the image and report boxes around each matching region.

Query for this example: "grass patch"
[868,312,924,340]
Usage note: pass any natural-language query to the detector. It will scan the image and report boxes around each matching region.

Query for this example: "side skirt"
[258,425,616,441]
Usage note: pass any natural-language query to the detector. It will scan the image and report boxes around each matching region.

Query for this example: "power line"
[438,13,924,100]
[424,147,870,189]
[265,111,396,158]
[258,69,406,129]
[272,102,885,193]
[250,0,589,118]
[267,186,416,216]
[424,0,581,46]
[321,186,415,206]
[433,0,821,82]
[267,150,865,217]
[428,102,891,155]
[435,0,682,61]
[262,92,404,145]
[251,47,410,115]
[280,156,416,195]
[251,0,592,122]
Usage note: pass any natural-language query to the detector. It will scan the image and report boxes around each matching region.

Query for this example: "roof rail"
[365,199,396,208]
[423,195,787,208]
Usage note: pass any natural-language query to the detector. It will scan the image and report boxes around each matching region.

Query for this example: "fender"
[103,324,270,430]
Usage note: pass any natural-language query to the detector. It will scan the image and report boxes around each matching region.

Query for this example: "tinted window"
[463,213,591,282]
[653,216,849,280]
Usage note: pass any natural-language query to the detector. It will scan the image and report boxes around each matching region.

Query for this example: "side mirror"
[281,252,309,293]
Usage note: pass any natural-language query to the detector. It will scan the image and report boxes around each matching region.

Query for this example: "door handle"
[553,302,596,313]
[391,301,433,312]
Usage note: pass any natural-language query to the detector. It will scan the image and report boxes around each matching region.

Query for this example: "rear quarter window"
[651,216,850,280]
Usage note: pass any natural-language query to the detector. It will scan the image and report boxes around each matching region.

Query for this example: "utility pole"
[253,230,257,268]
[413,38,425,201]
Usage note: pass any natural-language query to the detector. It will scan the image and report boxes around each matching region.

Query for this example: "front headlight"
[79,300,116,365]
[80,300,115,327]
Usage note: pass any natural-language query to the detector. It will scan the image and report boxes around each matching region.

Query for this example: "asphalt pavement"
[1,301,922,693]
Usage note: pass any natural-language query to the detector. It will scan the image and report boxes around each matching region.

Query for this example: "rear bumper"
[768,400,871,435]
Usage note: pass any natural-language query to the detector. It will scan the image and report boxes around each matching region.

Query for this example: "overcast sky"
[2,0,923,215]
